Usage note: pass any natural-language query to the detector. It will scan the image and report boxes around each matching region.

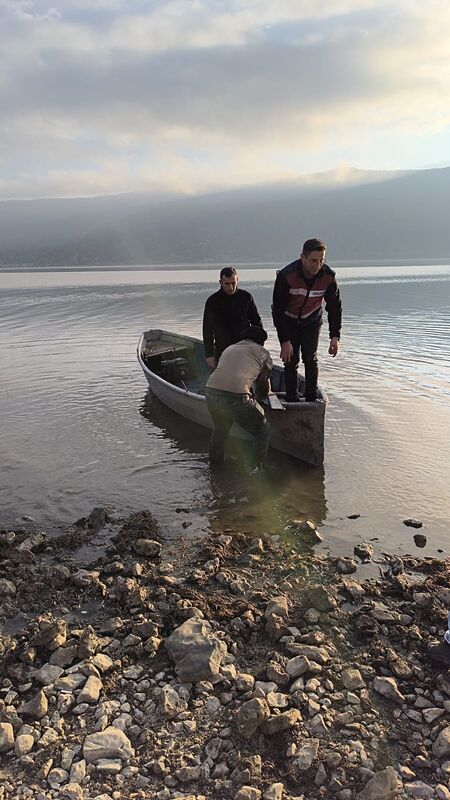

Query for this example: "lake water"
[1,263,449,561]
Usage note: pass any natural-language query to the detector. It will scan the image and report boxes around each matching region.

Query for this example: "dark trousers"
[205,388,269,466]
[284,321,322,401]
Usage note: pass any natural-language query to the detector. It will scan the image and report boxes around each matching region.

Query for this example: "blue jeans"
[205,388,269,466]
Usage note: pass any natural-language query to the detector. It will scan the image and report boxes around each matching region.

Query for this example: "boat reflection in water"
[139,390,327,538]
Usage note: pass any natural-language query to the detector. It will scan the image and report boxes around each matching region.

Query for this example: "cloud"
[0,0,449,198]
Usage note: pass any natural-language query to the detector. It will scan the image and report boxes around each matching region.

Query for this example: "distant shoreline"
[1,258,450,273]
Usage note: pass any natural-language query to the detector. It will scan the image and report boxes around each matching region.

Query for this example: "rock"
[433,726,450,758]
[32,618,67,650]
[40,728,59,747]
[294,739,319,770]
[132,538,162,557]
[357,766,400,800]
[77,676,103,704]
[175,764,201,782]
[422,707,445,723]
[14,734,34,755]
[87,506,108,531]
[264,783,284,800]
[95,758,122,773]
[166,617,228,682]
[55,674,86,692]
[33,663,64,686]
[235,673,255,692]
[436,785,450,800]
[92,653,114,673]
[336,557,357,574]
[307,713,329,736]
[18,689,48,719]
[286,644,331,664]
[315,763,327,786]
[83,727,134,764]
[293,520,322,543]
[69,759,86,783]
[0,722,14,752]
[48,767,69,786]
[403,518,423,528]
[286,656,311,678]
[341,668,365,690]
[159,685,188,718]
[265,614,290,641]
[61,784,84,800]
[235,788,262,800]
[413,533,427,548]
[0,578,17,596]
[373,676,404,704]
[266,691,289,708]
[403,782,434,798]
[72,569,100,588]
[265,596,289,619]
[262,709,301,735]
[354,543,374,562]
[235,698,270,739]
[50,644,78,668]
[370,603,400,624]
[341,578,366,599]
[299,586,336,612]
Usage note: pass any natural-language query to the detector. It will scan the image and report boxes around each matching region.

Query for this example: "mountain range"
[1,166,449,266]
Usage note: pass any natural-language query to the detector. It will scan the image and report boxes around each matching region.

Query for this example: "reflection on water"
[139,391,327,535]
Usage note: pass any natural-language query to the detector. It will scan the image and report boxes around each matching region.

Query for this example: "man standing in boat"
[203,267,263,369]
[272,238,342,403]
[205,326,272,469]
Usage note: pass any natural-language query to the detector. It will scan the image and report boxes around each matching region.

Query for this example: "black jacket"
[202,288,262,359]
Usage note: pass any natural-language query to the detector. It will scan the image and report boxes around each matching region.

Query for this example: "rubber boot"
[304,359,319,402]
[284,368,300,402]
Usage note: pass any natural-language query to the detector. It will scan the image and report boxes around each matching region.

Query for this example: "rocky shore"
[1,509,450,800]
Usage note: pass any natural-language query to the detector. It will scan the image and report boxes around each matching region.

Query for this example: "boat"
[137,329,327,466]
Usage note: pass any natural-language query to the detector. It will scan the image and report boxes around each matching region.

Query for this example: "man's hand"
[206,356,216,369]
[280,341,293,364]
[328,337,339,357]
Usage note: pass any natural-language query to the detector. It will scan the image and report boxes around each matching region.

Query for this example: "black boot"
[304,358,319,402]
[284,368,300,402]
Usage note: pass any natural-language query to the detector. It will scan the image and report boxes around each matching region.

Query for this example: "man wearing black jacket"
[203,267,262,369]
[272,238,342,402]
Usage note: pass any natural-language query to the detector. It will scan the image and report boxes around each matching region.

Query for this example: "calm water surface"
[1,264,449,560]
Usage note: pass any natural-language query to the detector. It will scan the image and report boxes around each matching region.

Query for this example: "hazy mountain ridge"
[1,167,449,266]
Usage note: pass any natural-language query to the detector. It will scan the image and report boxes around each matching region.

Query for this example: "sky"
[1,0,450,199]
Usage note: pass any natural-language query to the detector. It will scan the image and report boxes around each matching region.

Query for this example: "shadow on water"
[139,389,328,537]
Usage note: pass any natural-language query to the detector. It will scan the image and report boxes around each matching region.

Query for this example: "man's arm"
[324,278,342,341]
[271,271,290,344]
[247,295,262,327]
[324,278,342,358]
[202,298,216,367]
[255,365,271,398]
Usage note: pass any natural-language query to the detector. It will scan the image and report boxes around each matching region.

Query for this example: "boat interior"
[141,335,312,401]
[142,337,209,394]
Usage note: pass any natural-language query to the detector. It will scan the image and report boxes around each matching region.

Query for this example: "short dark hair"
[302,238,327,256]
[220,266,237,280]
[240,325,267,345]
